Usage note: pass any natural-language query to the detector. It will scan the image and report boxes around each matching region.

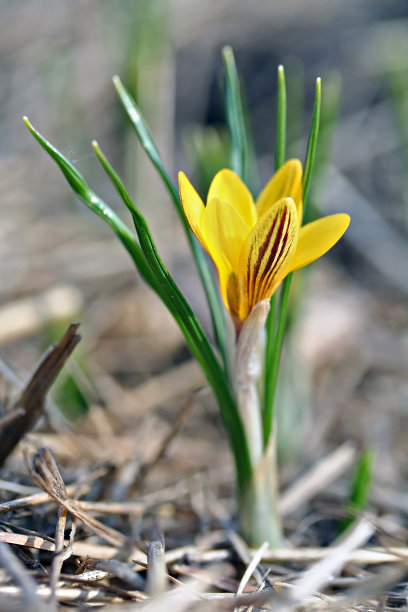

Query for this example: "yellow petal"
[201,197,249,312]
[202,197,249,271]
[239,198,299,320]
[178,171,206,245]
[256,159,303,219]
[208,169,257,229]
[289,213,350,272]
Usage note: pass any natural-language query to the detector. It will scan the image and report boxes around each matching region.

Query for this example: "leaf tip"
[23,115,33,131]
[23,116,37,138]
[112,75,122,92]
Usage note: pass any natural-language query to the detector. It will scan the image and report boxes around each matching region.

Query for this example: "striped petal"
[256,159,303,219]
[289,213,350,272]
[178,171,206,245]
[239,198,299,320]
[208,169,257,229]
[201,197,249,312]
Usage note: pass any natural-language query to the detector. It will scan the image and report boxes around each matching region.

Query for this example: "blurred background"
[1,0,408,502]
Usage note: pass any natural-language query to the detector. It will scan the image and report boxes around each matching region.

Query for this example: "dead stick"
[0,323,81,466]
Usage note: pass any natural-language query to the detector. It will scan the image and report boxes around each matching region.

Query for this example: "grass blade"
[222,46,247,180]
[113,75,228,373]
[263,274,292,447]
[25,117,252,494]
[263,76,321,448]
[302,77,322,214]
[23,117,159,294]
[113,75,179,211]
[275,65,287,170]
[264,65,288,444]
[341,449,375,531]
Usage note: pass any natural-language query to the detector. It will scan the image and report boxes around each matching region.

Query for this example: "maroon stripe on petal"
[254,210,290,303]
[252,208,288,305]
[246,214,280,308]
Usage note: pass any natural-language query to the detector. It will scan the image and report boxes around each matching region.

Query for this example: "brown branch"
[26,447,127,548]
[0,323,81,466]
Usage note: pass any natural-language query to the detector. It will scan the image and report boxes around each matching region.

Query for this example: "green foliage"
[222,46,247,181]
[342,450,375,531]
[53,371,89,421]
[302,78,322,217]
[263,76,322,448]
[275,65,287,171]
[24,116,252,496]
[25,49,327,546]
[113,75,228,372]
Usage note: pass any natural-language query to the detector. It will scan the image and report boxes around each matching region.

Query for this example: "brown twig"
[25,447,127,548]
[0,323,81,467]
[49,507,73,607]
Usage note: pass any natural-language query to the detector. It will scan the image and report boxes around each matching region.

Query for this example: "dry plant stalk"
[25,447,127,548]
[0,322,81,467]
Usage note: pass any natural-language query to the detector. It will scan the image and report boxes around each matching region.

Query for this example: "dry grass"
[0,326,406,610]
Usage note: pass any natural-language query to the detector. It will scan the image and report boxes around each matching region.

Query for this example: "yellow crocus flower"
[179,159,350,328]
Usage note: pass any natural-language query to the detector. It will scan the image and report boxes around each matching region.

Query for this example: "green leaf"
[275,65,287,170]
[263,75,321,449]
[314,73,341,186]
[24,115,253,494]
[302,77,322,214]
[222,46,247,180]
[264,65,288,446]
[113,75,179,210]
[23,117,159,294]
[263,273,292,448]
[92,141,253,495]
[341,450,375,531]
[113,75,228,375]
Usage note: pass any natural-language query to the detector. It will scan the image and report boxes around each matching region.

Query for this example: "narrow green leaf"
[302,77,322,215]
[314,73,341,185]
[264,65,288,442]
[263,78,321,447]
[341,450,375,531]
[240,80,260,195]
[113,75,180,211]
[263,291,276,410]
[23,116,159,294]
[263,273,292,448]
[275,65,287,170]
[92,141,253,494]
[113,75,228,374]
[24,116,253,494]
[222,46,247,180]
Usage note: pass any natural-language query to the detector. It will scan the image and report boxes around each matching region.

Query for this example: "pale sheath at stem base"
[239,434,282,548]
[234,300,283,547]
